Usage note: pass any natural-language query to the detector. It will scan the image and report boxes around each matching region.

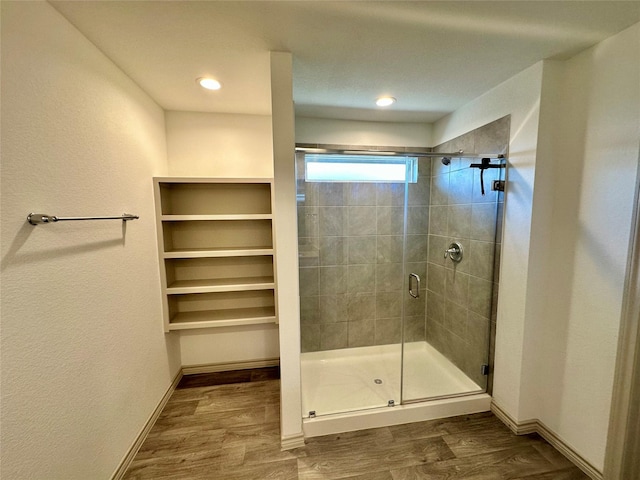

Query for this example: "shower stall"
[296,117,509,435]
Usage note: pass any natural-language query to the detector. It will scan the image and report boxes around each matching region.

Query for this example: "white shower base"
[301,341,490,438]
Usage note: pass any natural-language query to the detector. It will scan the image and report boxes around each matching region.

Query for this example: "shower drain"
[374,378,383,384]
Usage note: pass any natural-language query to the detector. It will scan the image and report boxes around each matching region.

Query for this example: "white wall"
[434,62,545,419]
[166,111,273,178]
[165,111,280,366]
[272,52,305,448]
[179,326,280,366]
[0,3,180,479]
[517,61,565,422]
[434,22,640,471]
[295,117,432,147]
[522,23,640,470]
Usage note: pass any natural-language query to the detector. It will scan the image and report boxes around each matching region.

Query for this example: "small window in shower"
[305,154,418,183]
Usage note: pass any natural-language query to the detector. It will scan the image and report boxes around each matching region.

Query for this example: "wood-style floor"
[123,368,588,479]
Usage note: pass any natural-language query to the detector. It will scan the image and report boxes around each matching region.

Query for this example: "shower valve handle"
[444,247,457,258]
[444,242,464,262]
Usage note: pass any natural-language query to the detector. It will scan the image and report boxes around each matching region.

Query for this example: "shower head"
[441,157,451,166]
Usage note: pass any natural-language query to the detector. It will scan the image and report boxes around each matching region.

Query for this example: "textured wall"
[296,117,432,148]
[520,24,640,470]
[0,3,180,478]
[432,22,640,471]
[166,111,274,178]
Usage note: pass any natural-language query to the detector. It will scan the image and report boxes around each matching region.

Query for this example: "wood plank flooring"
[124,369,588,479]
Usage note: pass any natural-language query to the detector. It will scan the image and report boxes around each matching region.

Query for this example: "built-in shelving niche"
[154,178,277,332]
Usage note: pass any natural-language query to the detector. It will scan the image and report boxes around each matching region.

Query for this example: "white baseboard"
[281,432,305,450]
[491,401,603,480]
[111,369,183,480]
[181,358,280,375]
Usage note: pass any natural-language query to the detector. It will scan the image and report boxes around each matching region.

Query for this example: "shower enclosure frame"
[296,141,506,437]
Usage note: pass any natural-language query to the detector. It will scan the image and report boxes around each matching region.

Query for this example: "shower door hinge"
[481,364,490,376]
[492,180,505,192]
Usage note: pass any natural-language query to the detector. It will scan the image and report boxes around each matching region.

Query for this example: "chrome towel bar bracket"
[27,213,139,225]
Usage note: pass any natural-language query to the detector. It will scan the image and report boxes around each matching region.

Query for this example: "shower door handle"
[409,273,421,298]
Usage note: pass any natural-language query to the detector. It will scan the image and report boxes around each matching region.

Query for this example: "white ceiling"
[50,1,640,123]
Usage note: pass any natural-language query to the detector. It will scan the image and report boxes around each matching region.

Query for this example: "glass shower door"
[297,152,415,417]
[401,154,503,402]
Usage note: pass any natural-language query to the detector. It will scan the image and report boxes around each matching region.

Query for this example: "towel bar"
[27,213,139,225]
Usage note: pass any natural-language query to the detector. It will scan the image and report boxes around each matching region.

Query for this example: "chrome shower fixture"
[441,157,451,165]
[444,242,464,262]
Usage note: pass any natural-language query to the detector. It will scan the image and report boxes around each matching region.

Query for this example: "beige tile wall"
[426,116,509,389]
[297,153,431,352]
[297,116,508,393]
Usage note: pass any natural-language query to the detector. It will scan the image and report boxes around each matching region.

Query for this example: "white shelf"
[167,307,277,331]
[166,276,275,294]
[155,177,272,184]
[162,214,273,221]
[163,247,274,259]
[154,177,278,332]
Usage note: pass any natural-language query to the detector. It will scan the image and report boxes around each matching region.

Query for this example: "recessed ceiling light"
[197,77,221,90]
[376,96,396,107]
